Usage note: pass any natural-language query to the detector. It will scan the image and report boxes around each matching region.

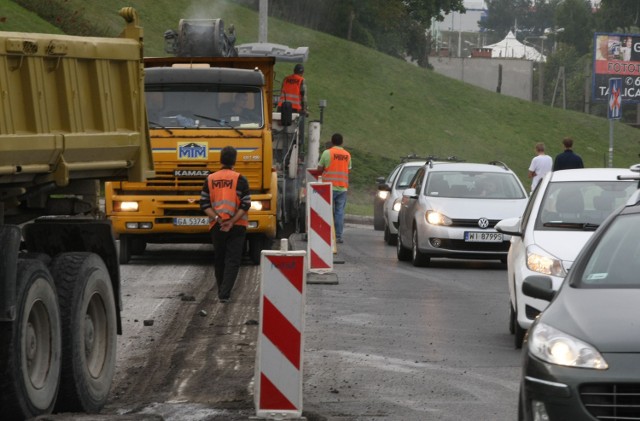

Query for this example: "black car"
[518,186,640,421]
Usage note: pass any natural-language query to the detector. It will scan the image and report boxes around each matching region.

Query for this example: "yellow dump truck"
[0,8,153,418]
[105,19,310,265]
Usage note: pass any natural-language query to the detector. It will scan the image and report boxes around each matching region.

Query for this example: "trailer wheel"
[51,253,117,413]
[119,235,131,264]
[0,259,61,418]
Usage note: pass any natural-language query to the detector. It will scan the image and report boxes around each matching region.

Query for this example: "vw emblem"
[477,218,490,229]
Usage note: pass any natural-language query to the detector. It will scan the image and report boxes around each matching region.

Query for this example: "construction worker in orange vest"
[200,146,251,303]
[277,63,308,116]
[317,133,351,244]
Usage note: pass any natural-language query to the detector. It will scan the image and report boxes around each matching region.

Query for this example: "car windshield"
[424,171,525,199]
[396,166,421,189]
[145,85,263,129]
[574,213,640,288]
[534,181,636,230]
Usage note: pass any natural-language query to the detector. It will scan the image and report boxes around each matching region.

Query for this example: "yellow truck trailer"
[0,8,153,418]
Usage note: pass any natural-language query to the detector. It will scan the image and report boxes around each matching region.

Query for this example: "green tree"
[596,0,640,32]
[554,0,594,55]
[268,0,465,64]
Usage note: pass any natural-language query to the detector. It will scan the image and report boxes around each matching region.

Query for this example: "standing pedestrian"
[528,142,553,192]
[317,133,351,243]
[277,63,308,116]
[200,146,251,303]
[553,137,584,171]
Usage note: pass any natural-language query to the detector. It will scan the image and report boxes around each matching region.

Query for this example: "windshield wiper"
[148,120,173,135]
[193,114,245,137]
[543,221,600,231]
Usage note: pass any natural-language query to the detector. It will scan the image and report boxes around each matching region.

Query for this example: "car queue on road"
[374,159,640,421]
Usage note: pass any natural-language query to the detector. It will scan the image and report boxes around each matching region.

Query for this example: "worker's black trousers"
[210,224,246,300]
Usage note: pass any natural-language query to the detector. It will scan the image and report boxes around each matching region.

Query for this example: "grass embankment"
[4,0,639,216]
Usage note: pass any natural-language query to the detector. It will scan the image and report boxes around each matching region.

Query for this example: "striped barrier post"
[255,242,306,419]
[307,181,333,273]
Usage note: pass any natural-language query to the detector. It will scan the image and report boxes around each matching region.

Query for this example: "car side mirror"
[403,188,417,198]
[376,176,385,185]
[522,275,555,302]
[378,183,391,191]
[495,217,522,236]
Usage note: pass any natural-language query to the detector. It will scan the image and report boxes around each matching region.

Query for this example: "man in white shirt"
[528,142,553,192]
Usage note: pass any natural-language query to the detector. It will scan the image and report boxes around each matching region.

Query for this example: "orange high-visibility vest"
[323,148,350,189]
[207,169,248,229]
[278,74,304,111]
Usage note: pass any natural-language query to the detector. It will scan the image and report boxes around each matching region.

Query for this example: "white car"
[396,161,528,266]
[379,160,426,245]
[496,167,638,348]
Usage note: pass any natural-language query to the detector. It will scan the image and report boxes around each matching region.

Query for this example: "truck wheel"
[249,235,271,265]
[0,259,61,418]
[131,238,147,256]
[119,235,131,264]
[50,253,117,413]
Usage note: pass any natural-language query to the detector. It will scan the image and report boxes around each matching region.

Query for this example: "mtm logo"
[211,179,233,189]
[178,142,208,160]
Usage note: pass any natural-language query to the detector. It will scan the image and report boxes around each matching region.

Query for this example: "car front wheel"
[411,228,430,267]
[396,230,411,261]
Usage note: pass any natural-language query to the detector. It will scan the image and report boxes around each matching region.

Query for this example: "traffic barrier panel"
[255,244,306,419]
[307,181,333,273]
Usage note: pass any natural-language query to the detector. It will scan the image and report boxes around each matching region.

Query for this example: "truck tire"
[50,253,117,413]
[0,259,61,419]
[119,235,131,264]
[249,235,271,265]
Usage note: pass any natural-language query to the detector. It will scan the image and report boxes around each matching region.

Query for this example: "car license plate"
[174,217,209,226]
[464,231,503,242]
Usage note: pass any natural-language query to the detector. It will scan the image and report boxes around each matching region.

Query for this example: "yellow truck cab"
[105,19,289,265]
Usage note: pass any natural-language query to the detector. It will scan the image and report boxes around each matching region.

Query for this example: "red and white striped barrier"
[255,245,306,419]
[307,181,333,273]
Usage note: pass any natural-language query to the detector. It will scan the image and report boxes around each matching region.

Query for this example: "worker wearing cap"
[277,63,308,116]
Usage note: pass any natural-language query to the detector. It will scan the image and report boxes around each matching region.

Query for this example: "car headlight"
[377,190,390,200]
[526,244,566,277]
[528,322,608,369]
[392,199,401,212]
[426,210,452,226]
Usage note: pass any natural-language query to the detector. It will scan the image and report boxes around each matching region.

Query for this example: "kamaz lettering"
[174,169,210,177]
[178,142,208,159]
[212,179,234,188]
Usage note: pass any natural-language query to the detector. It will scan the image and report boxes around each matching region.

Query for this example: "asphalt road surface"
[45,222,522,421]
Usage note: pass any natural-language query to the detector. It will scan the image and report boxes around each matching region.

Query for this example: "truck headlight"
[251,200,270,211]
[377,190,389,200]
[116,201,139,212]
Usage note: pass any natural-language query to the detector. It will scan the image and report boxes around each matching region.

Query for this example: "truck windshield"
[146,86,263,129]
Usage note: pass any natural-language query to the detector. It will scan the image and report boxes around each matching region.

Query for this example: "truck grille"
[581,384,640,420]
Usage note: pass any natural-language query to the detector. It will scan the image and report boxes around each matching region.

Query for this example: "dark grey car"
[519,187,640,421]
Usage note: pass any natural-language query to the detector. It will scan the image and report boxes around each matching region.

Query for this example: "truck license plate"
[464,231,503,242]
[174,217,209,226]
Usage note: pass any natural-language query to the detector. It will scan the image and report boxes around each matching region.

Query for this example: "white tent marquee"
[485,31,546,62]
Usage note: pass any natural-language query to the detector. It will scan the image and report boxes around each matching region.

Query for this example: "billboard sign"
[592,33,640,103]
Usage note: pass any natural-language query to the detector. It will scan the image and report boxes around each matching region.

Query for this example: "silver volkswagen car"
[396,161,528,266]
